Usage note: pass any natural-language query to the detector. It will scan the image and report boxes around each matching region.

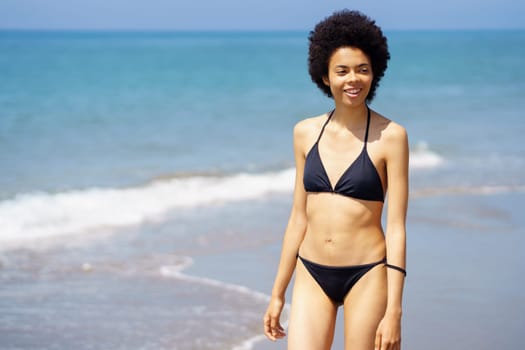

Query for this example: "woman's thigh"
[288,259,337,350]
[343,264,387,350]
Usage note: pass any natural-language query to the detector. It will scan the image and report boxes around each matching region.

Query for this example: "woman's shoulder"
[372,110,408,143]
[293,113,329,139]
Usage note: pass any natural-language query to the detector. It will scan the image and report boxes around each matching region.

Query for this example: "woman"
[263,10,408,350]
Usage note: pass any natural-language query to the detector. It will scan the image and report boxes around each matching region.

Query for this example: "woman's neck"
[331,103,368,129]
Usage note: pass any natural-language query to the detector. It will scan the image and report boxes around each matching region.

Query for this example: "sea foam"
[0,169,294,246]
[160,256,289,350]
[0,145,444,247]
[410,141,444,169]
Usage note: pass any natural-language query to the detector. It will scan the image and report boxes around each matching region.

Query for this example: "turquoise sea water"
[1,30,524,198]
[0,30,524,349]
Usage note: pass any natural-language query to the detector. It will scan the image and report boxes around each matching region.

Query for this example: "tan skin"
[263,47,409,350]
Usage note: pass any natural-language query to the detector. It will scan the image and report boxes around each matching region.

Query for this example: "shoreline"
[251,191,525,350]
[0,192,523,350]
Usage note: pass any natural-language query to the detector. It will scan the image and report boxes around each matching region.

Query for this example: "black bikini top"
[303,108,384,202]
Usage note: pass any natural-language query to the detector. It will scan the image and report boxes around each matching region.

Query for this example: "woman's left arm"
[375,123,409,350]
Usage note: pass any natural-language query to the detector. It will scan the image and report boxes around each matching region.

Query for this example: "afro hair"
[308,9,390,102]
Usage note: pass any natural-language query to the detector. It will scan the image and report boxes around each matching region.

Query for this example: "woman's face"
[323,46,373,107]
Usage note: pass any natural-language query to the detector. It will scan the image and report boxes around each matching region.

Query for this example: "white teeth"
[345,88,361,94]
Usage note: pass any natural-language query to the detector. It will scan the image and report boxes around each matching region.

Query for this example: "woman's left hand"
[374,313,401,350]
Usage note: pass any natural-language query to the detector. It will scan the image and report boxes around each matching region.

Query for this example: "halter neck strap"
[364,106,371,145]
[316,107,371,145]
[315,109,334,144]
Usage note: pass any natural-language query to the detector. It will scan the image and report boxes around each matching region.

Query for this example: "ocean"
[0,30,524,350]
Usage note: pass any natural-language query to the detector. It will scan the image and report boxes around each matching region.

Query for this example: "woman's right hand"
[263,295,286,341]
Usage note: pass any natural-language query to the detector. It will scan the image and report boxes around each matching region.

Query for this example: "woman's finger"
[263,314,276,341]
[374,332,382,350]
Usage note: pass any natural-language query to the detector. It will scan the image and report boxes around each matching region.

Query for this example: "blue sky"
[0,0,523,30]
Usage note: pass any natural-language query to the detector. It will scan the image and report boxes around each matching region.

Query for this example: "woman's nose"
[346,70,357,82]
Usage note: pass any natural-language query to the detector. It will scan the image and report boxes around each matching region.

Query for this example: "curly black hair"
[308,9,390,102]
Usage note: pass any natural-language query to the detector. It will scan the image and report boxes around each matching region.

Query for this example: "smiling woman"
[263,10,408,350]
[323,47,374,107]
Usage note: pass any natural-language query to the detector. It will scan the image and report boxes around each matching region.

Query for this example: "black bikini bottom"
[297,255,386,305]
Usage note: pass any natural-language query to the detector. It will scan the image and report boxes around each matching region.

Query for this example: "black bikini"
[297,255,387,305]
[299,107,405,305]
[303,107,384,202]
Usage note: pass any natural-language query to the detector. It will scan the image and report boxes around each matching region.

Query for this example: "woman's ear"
[322,75,330,86]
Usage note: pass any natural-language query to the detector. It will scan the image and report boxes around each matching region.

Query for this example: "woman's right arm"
[263,120,309,341]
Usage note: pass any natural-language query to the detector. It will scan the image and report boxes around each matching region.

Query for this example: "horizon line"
[1,27,524,33]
